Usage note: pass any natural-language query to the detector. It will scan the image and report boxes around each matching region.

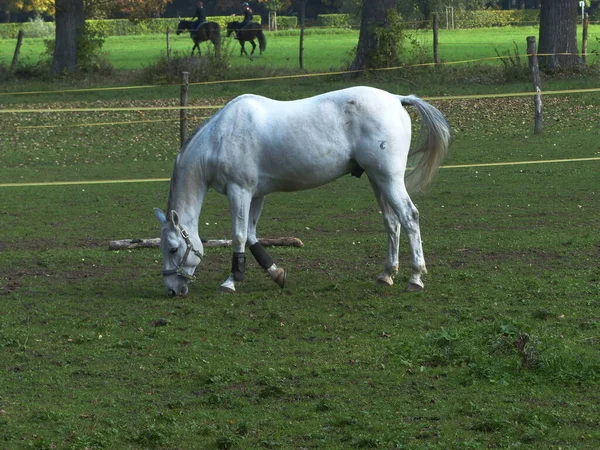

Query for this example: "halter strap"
[162,225,202,281]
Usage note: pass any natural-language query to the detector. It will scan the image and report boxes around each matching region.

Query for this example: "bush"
[437,9,540,29]
[42,21,112,74]
[264,16,297,29]
[25,14,55,38]
[0,16,264,39]
[317,14,359,28]
[139,40,232,85]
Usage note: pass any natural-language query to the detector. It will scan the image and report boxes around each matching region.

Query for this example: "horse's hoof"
[219,285,235,294]
[271,268,286,289]
[376,275,394,287]
[405,282,424,292]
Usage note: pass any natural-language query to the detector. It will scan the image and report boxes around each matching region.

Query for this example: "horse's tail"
[400,95,451,192]
[257,29,267,53]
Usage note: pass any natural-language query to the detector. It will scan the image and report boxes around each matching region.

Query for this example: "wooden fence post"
[299,0,306,68]
[180,72,189,148]
[10,30,24,71]
[432,14,439,65]
[582,13,588,65]
[526,36,543,135]
[166,28,171,65]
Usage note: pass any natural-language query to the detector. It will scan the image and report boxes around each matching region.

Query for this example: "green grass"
[1,30,600,449]
[1,25,599,72]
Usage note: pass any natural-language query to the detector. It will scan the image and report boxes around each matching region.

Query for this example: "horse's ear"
[154,208,167,225]
[170,210,180,227]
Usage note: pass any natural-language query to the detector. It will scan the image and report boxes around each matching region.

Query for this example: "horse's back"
[190,87,413,195]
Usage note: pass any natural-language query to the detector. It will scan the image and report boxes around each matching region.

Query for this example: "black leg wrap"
[250,242,274,270]
[232,252,246,282]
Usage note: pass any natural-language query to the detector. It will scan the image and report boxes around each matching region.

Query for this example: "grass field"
[1,27,600,450]
[1,25,599,71]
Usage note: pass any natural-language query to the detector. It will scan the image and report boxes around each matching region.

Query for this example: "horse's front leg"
[240,42,247,56]
[220,185,252,293]
[249,40,256,55]
[192,43,199,56]
[247,196,286,289]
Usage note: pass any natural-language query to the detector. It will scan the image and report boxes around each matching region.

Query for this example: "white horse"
[154,86,451,297]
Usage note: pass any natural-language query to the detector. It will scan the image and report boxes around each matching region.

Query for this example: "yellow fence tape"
[2,157,599,189]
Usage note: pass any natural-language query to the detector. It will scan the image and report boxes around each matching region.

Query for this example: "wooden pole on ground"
[109,237,304,250]
[432,14,439,65]
[180,72,189,147]
[526,36,543,135]
[10,30,24,71]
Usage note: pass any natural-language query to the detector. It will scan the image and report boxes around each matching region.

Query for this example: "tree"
[50,0,84,73]
[50,0,172,74]
[1,0,54,22]
[538,0,579,69]
[112,0,173,19]
[349,0,399,71]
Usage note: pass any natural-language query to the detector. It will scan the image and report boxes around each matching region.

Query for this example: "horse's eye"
[169,247,178,254]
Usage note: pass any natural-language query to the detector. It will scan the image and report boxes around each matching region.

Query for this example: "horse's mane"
[166,118,213,213]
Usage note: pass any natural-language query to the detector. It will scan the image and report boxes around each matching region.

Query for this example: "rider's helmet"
[242,2,249,7]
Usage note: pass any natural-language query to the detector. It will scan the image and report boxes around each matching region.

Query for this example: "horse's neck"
[168,164,206,237]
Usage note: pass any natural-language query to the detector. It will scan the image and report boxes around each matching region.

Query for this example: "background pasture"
[1,25,600,71]
[1,27,600,449]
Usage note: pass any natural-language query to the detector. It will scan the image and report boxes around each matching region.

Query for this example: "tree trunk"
[349,0,397,71]
[51,0,85,74]
[538,0,579,69]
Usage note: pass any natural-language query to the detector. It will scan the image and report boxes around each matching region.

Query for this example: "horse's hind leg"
[369,180,400,287]
[372,177,427,291]
[249,40,256,55]
[247,196,286,289]
[240,42,247,56]
[220,185,252,293]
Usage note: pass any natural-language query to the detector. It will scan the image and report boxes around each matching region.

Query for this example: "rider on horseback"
[240,2,253,29]
[230,2,253,39]
[191,1,206,33]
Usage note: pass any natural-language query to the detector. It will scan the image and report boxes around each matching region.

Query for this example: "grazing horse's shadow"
[226,21,267,56]
[176,20,220,56]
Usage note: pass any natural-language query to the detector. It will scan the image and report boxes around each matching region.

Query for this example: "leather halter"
[162,225,202,281]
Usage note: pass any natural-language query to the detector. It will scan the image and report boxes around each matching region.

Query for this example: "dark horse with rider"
[177,2,266,57]
[227,2,266,56]
[176,1,220,56]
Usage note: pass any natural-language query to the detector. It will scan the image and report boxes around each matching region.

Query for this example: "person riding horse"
[240,2,253,28]
[191,1,207,34]
[231,2,253,39]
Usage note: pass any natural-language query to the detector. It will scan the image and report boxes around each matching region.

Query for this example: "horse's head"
[226,21,238,37]
[176,19,187,35]
[154,208,203,297]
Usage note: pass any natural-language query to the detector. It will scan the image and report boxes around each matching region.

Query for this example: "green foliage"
[25,13,55,38]
[449,9,540,28]
[494,41,529,83]
[139,49,231,84]
[271,16,297,29]
[371,9,405,68]
[42,21,111,74]
[77,21,109,70]
[317,13,359,28]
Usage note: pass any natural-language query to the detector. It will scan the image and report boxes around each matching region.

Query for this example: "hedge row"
[0,16,283,39]
[0,10,574,40]
[317,10,542,29]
